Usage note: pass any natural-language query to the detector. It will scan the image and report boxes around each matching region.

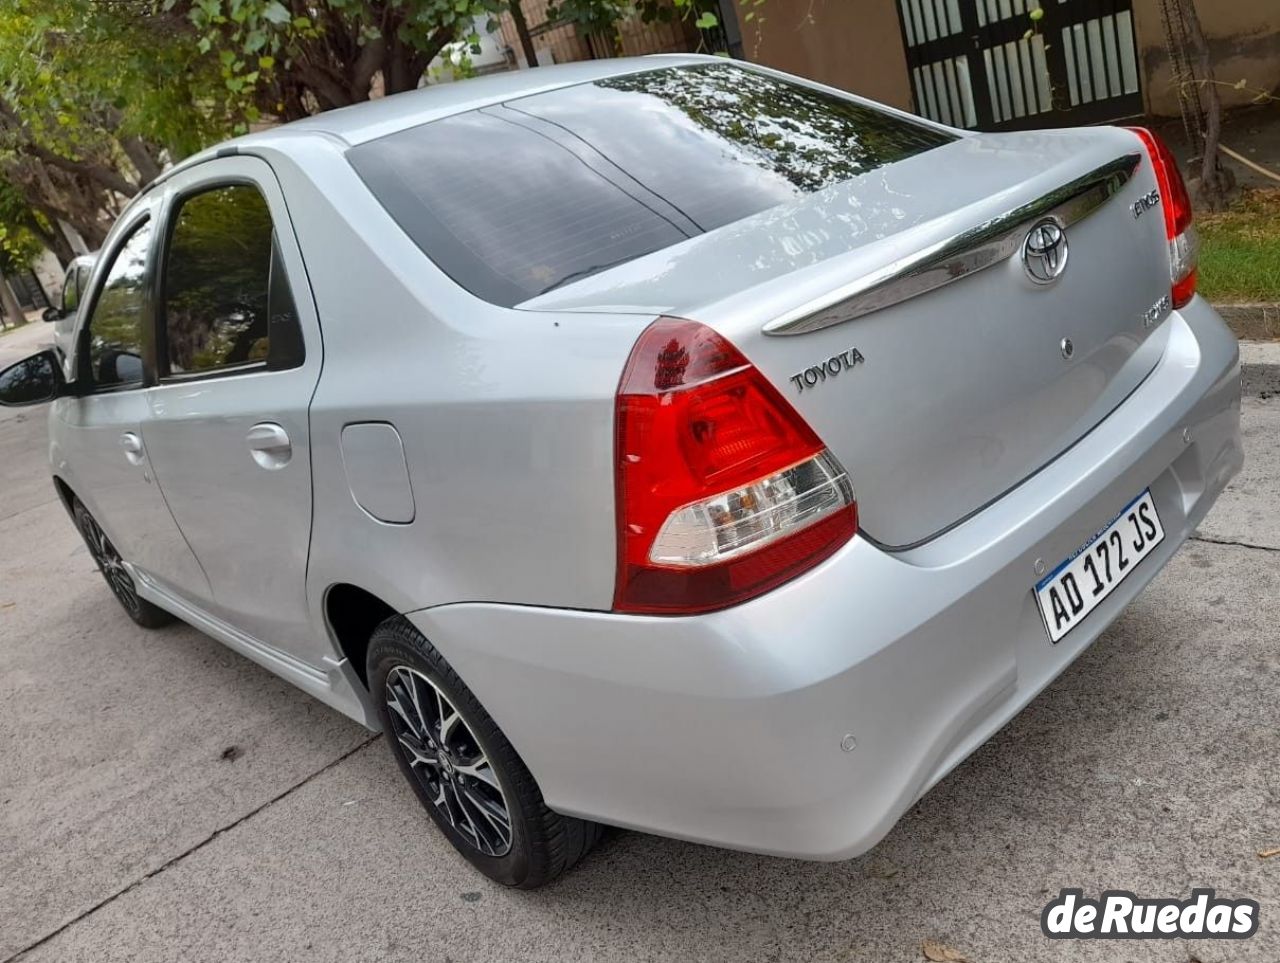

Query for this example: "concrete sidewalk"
[0,320,53,368]
[0,341,1277,962]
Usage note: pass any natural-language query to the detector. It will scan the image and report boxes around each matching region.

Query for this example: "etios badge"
[1022,218,1069,285]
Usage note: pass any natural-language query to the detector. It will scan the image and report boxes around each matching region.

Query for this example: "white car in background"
[44,253,97,363]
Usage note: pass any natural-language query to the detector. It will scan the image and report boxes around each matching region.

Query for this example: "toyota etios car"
[0,57,1242,888]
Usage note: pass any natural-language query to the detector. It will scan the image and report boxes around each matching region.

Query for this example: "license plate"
[1035,490,1164,643]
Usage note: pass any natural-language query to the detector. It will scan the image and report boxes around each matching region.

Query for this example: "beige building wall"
[730,0,914,109]
[1131,0,1280,116]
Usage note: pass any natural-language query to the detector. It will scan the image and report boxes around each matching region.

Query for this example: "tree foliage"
[0,180,57,267]
[0,0,734,267]
[547,0,725,46]
[0,0,229,250]
[168,0,507,121]
[0,0,511,263]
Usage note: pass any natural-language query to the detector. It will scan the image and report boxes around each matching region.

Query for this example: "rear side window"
[161,184,303,376]
[349,63,953,307]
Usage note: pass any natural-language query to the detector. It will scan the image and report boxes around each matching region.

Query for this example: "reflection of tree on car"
[0,351,59,404]
[87,224,150,387]
[600,65,945,194]
[163,187,274,373]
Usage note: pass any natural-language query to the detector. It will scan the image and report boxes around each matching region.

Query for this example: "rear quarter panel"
[258,140,642,620]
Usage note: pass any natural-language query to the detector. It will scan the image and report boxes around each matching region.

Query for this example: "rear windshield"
[348,64,954,307]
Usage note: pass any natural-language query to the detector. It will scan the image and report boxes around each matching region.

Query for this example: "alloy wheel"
[384,665,514,857]
[78,509,142,617]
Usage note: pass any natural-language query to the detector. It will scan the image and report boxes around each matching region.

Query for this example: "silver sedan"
[0,55,1241,887]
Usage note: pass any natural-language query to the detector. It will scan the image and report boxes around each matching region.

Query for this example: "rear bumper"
[409,297,1242,859]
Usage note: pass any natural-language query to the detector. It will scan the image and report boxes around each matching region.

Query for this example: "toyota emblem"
[1022,218,1069,285]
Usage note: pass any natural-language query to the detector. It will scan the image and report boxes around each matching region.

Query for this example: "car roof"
[281,54,712,146]
[147,55,715,195]
[141,54,717,204]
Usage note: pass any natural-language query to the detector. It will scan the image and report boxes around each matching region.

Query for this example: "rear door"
[141,156,324,663]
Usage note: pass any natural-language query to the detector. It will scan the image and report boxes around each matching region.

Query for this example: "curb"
[1240,340,1280,399]
[1218,302,1280,343]
[1217,300,1280,400]
[1218,303,1280,323]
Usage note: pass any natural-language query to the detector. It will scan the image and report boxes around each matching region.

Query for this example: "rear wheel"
[72,499,172,628]
[368,617,601,888]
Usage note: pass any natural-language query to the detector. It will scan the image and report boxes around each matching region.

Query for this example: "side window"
[161,184,304,376]
[86,222,152,390]
[60,267,79,314]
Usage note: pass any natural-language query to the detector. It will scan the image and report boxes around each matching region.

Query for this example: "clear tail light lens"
[1127,126,1198,309]
[614,317,857,615]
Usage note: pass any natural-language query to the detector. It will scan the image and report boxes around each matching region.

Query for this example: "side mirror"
[42,306,63,323]
[0,350,66,407]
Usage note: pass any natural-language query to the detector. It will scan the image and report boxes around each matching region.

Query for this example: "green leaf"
[262,1,291,25]
[258,55,275,69]
[694,11,718,29]
[1028,6,1044,20]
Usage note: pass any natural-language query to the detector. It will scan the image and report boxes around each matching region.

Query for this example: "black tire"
[368,616,601,888]
[72,499,173,629]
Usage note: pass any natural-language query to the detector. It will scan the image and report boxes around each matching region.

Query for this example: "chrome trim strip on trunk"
[762,152,1143,337]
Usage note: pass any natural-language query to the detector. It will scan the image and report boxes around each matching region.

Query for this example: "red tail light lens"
[614,317,857,615]
[1127,126,1198,309]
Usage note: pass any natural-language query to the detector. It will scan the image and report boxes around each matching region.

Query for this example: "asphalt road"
[1,321,1277,963]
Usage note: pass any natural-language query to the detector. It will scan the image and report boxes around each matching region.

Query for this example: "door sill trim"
[131,567,328,685]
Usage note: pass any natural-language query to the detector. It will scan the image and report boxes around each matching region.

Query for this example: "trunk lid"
[521,126,1172,547]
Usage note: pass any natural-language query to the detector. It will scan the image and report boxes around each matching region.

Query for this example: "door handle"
[119,432,145,467]
[246,422,292,470]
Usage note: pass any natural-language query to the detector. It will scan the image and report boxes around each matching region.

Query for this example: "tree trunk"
[1180,0,1232,210]
[509,0,539,68]
[0,267,26,329]
[350,36,387,101]
[25,213,74,268]
[384,30,444,94]
[30,196,106,252]
[119,135,165,187]
[294,63,355,112]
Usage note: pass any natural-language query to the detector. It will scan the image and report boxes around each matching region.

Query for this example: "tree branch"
[21,142,140,199]
[0,99,139,199]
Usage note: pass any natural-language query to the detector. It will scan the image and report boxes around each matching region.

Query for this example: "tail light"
[613,317,857,615]
[1128,126,1198,309]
